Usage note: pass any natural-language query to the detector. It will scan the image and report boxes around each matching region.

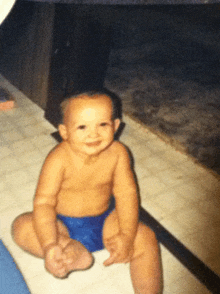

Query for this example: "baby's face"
[59,95,120,157]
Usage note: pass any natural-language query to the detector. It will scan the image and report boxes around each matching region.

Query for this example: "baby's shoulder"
[110,141,129,156]
[45,142,67,163]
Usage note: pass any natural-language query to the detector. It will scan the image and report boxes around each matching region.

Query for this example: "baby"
[12,90,161,293]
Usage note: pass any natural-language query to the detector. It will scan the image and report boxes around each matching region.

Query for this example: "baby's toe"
[63,241,94,272]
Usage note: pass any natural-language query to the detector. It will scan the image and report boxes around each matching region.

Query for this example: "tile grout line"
[123,112,220,181]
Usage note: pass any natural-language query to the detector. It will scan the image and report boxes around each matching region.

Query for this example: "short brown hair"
[60,89,122,123]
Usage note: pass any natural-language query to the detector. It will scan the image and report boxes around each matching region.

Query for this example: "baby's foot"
[63,240,94,274]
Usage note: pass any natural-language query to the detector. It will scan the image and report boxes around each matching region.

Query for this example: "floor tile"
[1,155,24,174]
[138,176,168,199]
[11,180,37,206]
[14,252,46,281]
[168,207,211,235]
[39,143,57,158]
[165,274,212,294]
[157,167,186,187]
[0,189,20,212]
[141,199,167,221]
[11,138,37,156]
[134,165,153,180]
[141,155,172,174]
[0,206,25,236]
[160,217,191,242]
[5,169,34,189]
[0,176,8,192]
[0,145,13,159]
[128,143,153,161]
[26,163,44,181]
[182,230,220,268]
[197,197,220,220]
[28,272,77,294]
[172,181,210,203]
[145,139,171,155]
[14,114,39,128]
[161,246,212,294]
[17,149,46,167]
[153,190,190,215]
[79,279,124,294]
[1,128,25,143]
[30,134,57,149]
[162,148,189,166]
[178,159,208,179]
[161,246,188,286]
[207,255,220,276]
[195,172,220,194]
[22,123,51,137]
[0,119,16,132]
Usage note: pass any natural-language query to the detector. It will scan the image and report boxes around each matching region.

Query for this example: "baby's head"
[58,90,122,157]
[60,90,122,124]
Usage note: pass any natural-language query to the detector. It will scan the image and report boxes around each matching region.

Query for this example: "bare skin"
[12,94,162,293]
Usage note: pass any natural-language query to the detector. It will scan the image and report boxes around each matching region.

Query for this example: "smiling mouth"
[86,141,101,147]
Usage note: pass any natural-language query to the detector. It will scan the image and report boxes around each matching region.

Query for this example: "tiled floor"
[0,74,219,293]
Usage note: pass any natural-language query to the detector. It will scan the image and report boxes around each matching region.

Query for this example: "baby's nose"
[89,127,99,137]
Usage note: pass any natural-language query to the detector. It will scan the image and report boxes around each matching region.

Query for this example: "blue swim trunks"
[57,204,113,252]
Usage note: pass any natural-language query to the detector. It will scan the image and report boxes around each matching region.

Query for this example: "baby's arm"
[33,147,66,275]
[104,143,139,265]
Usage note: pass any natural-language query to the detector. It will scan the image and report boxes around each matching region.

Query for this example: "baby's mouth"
[86,141,101,147]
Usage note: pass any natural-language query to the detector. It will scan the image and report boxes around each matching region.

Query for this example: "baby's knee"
[136,223,158,248]
[11,213,31,244]
[11,215,23,243]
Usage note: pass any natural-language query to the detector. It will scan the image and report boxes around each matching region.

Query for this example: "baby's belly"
[56,189,111,217]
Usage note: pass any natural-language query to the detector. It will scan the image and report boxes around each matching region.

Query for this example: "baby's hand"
[103,233,134,266]
[44,244,68,278]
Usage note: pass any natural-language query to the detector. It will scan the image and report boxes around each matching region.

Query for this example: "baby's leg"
[12,212,93,276]
[103,211,162,294]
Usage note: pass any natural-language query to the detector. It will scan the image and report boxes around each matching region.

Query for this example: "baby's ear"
[58,124,68,140]
[114,118,121,133]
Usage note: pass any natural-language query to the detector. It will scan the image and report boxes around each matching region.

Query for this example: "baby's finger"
[121,256,130,264]
[103,252,118,266]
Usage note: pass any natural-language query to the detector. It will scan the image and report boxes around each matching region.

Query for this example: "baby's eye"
[100,122,108,127]
[77,125,86,130]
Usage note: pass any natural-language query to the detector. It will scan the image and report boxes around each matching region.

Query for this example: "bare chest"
[61,157,116,191]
